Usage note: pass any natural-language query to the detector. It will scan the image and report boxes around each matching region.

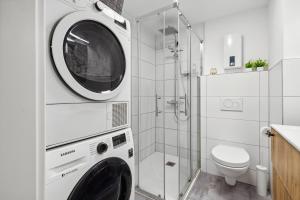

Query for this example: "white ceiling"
[123,0,269,25]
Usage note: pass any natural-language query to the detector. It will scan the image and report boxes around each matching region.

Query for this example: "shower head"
[158,26,178,35]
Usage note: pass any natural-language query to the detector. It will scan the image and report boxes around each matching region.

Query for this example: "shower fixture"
[158,26,190,121]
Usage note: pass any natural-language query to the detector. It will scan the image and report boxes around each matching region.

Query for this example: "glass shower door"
[135,4,202,200]
[136,14,165,199]
[177,17,192,198]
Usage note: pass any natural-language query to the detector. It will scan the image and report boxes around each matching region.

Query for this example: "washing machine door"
[51,11,127,100]
[68,157,132,200]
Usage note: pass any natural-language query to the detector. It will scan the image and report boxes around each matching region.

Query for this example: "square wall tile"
[283,58,300,96]
[165,128,177,147]
[207,72,259,97]
[207,118,260,145]
[140,97,155,114]
[141,43,155,65]
[269,97,283,124]
[140,79,155,97]
[260,97,269,122]
[260,71,269,97]
[140,61,155,80]
[283,97,300,126]
[269,63,283,97]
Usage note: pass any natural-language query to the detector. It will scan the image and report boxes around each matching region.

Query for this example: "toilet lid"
[211,145,250,168]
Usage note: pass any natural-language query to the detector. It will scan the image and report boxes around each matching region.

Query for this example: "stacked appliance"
[45,0,133,199]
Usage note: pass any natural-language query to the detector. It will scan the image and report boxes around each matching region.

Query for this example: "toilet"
[211,145,250,186]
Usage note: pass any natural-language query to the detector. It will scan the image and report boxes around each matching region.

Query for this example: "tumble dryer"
[45,128,135,200]
[45,0,131,148]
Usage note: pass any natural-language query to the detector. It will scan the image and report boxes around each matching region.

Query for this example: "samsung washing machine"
[45,0,131,148]
[46,128,134,200]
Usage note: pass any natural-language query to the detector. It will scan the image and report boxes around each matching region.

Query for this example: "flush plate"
[220,98,243,112]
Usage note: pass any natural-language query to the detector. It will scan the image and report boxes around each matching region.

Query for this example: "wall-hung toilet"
[211,145,250,186]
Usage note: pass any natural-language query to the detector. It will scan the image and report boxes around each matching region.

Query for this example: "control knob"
[97,142,108,154]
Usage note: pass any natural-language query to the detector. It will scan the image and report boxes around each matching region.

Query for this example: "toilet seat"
[211,145,250,168]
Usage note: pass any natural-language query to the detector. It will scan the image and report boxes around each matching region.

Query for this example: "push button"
[128,148,133,158]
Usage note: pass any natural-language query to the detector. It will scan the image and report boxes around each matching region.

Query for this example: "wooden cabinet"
[272,129,300,200]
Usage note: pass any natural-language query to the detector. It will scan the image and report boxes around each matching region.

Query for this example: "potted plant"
[254,59,269,71]
[245,60,255,72]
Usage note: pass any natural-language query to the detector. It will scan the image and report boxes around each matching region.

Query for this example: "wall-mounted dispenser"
[224,34,243,72]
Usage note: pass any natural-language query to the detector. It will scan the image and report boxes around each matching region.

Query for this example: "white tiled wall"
[269,58,300,126]
[200,71,270,186]
[282,58,300,126]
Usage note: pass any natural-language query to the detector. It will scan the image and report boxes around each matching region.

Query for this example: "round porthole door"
[68,157,132,200]
[51,11,127,100]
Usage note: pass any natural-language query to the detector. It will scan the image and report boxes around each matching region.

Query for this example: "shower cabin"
[132,2,203,200]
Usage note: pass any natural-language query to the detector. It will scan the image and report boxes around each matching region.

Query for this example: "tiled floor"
[135,172,272,200]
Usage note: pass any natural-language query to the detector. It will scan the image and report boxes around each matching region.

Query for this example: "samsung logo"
[60,150,75,157]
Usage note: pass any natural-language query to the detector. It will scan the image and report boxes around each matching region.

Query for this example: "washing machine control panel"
[112,133,126,148]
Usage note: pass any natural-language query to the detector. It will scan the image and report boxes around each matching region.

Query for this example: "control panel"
[112,133,127,148]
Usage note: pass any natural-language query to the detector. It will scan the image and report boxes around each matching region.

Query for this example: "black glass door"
[68,157,132,200]
[62,20,126,94]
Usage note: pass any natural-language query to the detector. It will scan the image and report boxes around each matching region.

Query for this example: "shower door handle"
[155,94,162,116]
[179,94,187,116]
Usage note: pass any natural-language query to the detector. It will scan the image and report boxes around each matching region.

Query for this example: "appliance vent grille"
[112,103,128,128]
[89,143,97,156]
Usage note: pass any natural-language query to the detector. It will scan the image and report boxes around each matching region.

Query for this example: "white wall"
[0,0,45,199]
[200,72,269,186]
[268,0,284,66]
[199,7,269,75]
[282,59,300,125]
[268,0,300,126]
[268,0,300,64]
[282,0,300,59]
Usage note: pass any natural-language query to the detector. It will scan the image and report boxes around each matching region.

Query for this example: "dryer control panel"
[112,133,126,147]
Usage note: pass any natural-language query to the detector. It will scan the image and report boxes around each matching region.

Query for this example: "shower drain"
[166,161,176,167]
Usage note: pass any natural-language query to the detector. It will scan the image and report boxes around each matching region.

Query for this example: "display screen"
[112,133,126,147]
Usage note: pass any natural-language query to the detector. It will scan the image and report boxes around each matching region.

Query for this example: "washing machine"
[45,0,131,148]
[46,128,135,200]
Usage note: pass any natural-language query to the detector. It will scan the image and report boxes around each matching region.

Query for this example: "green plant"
[254,59,269,69]
[245,60,254,69]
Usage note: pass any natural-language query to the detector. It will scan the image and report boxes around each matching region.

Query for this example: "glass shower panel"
[137,14,165,199]
[135,4,201,200]
[160,9,181,200]
[190,32,202,177]
[177,17,192,197]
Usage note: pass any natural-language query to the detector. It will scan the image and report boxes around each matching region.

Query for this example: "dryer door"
[68,157,132,200]
[51,11,128,100]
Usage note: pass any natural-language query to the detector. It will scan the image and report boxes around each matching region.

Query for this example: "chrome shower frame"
[135,2,203,200]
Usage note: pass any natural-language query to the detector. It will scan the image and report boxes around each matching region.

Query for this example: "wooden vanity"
[271,125,300,200]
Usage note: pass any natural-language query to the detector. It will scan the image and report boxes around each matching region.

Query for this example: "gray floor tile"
[135,172,272,200]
